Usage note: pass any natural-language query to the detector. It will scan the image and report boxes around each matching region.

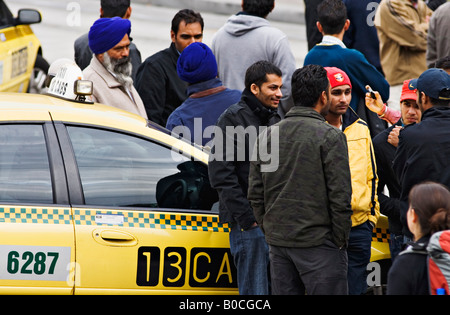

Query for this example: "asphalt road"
[8,0,308,69]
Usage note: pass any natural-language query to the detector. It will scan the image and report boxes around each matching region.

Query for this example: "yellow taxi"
[0,70,391,294]
[0,0,49,93]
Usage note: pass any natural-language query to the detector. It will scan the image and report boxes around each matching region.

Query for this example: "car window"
[0,1,14,28]
[67,126,218,210]
[0,124,53,204]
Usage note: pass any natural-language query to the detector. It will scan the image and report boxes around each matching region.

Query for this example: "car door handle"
[101,230,135,241]
[93,229,138,247]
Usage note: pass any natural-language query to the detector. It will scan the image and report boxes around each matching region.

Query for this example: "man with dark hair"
[212,0,296,118]
[435,55,450,74]
[324,67,379,295]
[74,0,142,80]
[393,68,450,239]
[208,60,282,295]
[304,0,390,138]
[370,79,422,262]
[100,0,131,17]
[248,64,353,295]
[135,9,204,126]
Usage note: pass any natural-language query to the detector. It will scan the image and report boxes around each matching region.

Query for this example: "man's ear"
[316,21,324,34]
[344,19,350,32]
[123,7,132,19]
[320,90,328,105]
[250,83,260,96]
[96,52,105,63]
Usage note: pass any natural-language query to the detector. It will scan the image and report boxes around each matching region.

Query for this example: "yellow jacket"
[343,109,380,227]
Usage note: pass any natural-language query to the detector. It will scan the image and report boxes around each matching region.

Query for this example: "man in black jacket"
[393,68,450,238]
[134,9,204,126]
[372,79,422,261]
[208,61,282,295]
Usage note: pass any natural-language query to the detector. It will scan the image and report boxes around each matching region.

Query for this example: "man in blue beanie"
[166,42,241,147]
[83,17,147,118]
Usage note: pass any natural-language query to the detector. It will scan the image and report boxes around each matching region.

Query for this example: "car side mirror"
[16,9,42,25]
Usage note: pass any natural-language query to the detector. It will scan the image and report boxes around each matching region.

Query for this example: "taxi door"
[0,3,41,92]
[0,120,75,294]
[57,123,237,294]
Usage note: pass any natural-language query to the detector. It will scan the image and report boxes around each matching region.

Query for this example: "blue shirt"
[304,43,390,111]
[166,78,242,146]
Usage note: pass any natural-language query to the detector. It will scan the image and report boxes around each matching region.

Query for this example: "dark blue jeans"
[390,233,412,263]
[347,221,373,295]
[229,224,270,295]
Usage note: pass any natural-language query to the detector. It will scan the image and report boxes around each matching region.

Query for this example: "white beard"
[102,53,133,90]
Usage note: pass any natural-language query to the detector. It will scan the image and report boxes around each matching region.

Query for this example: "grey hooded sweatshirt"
[212,14,297,116]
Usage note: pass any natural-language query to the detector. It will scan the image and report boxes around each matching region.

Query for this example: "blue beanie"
[89,17,131,54]
[177,42,218,84]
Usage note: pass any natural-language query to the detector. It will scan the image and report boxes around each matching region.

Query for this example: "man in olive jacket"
[248,64,353,295]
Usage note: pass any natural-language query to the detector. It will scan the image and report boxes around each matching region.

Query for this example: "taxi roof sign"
[47,60,93,103]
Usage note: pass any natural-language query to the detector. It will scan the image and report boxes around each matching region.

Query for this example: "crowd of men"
[68,0,450,295]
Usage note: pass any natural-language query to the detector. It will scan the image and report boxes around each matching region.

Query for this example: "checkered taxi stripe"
[74,209,230,232]
[0,207,229,233]
[0,207,72,224]
[372,228,390,243]
[0,207,387,240]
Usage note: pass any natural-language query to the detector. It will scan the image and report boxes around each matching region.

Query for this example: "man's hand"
[365,85,385,115]
[388,126,403,147]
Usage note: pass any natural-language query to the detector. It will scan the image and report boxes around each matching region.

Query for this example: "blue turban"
[177,42,218,84]
[89,17,131,54]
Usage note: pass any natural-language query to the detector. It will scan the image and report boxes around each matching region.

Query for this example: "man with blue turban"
[74,0,141,80]
[83,17,147,118]
[166,42,241,146]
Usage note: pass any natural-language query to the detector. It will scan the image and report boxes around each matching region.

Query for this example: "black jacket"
[134,43,188,126]
[387,236,430,295]
[372,120,403,235]
[393,106,450,236]
[208,89,280,230]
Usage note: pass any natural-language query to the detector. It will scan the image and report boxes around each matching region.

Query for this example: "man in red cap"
[371,79,422,262]
[393,68,450,240]
[325,67,379,295]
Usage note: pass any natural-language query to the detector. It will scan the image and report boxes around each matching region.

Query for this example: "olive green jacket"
[248,106,353,248]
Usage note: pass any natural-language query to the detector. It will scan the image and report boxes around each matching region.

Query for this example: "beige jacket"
[375,0,432,86]
[83,56,148,119]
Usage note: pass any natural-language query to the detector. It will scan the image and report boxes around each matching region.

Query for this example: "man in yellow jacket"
[325,67,380,295]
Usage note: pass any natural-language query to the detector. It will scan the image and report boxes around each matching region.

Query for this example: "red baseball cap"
[325,67,352,89]
[400,79,417,102]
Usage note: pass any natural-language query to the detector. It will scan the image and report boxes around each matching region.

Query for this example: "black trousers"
[269,240,348,295]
